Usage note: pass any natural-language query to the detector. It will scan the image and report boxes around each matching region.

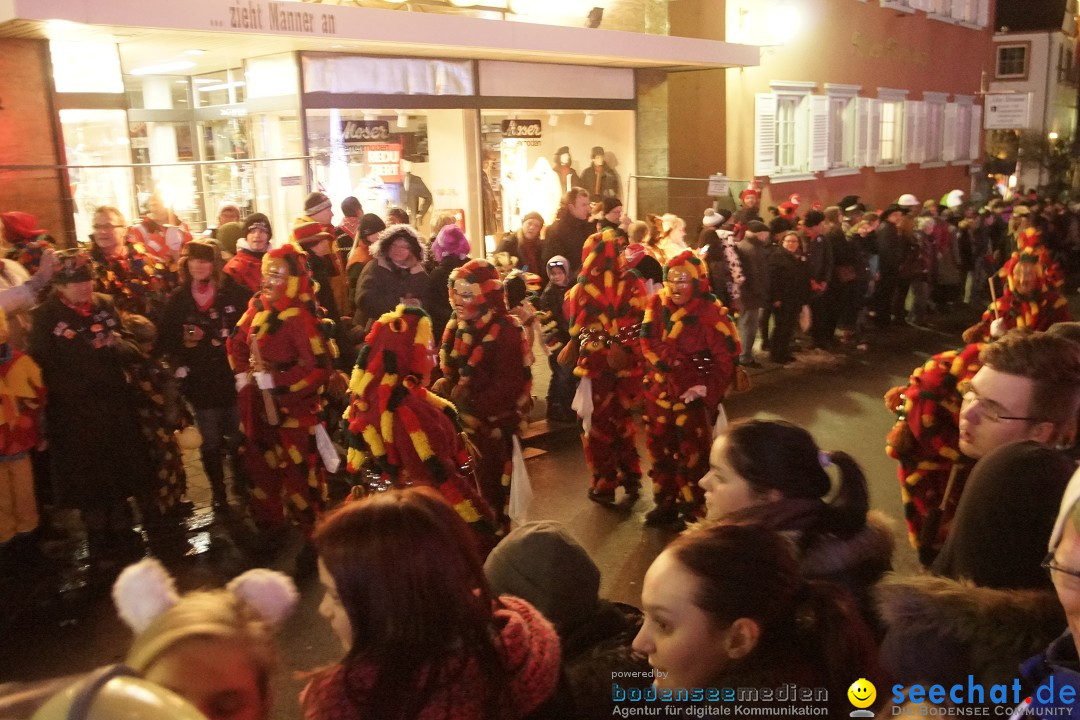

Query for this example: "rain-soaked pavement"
[0,305,987,719]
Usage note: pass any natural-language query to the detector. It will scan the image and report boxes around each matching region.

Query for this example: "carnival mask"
[451,278,484,321]
[666,268,694,306]
[262,258,290,303]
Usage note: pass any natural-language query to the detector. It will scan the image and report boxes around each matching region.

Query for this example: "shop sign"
[221,1,339,35]
[281,176,303,186]
[984,93,1032,129]
[501,119,543,139]
[341,120,391,143]
[707,174,729,197]
[364,143,402,183]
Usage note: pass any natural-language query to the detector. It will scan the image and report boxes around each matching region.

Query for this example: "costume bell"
[344,304,499,550]
[434,259,531,533]
[563,228,648,503]
[227,244,335,539]
[640,251,740,526]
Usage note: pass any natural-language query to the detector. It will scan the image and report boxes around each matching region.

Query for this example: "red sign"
[363,143,402,183]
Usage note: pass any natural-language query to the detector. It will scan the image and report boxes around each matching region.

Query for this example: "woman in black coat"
[767,231,811,364]
[352,225,430,334]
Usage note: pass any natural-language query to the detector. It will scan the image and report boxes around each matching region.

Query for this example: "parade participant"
[563,229,647,505]
[296,193,348,319]
[223,214,272,295]
[304,488,566,720]
[227,244,335,571]
[126,194,192,271]
[28,249,151,559]
[343,304,498,550]
[89,206,170,320]
[640,250,740,528]
[0,211,53,276]
[633,525,882,718]
[433,258,530,531]
[0,308,45,567]
[157,241,251,510]
[114,557,297,720]
[961,249,1071,343]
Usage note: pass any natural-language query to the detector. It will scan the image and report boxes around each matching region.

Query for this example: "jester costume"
[885,342,982,559]
[437,259,530,532]
[227,244,335,538]
[563,229,647,501]
[90,242,171,321]
[640,251,740,524]
[344,304,498,551]
[0,212,52,276]
[1009,226,1064,290]
[964,249,1071,343]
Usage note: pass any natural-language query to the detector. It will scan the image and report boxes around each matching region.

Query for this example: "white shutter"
[914,101,927,164]
[809,95,830,172]
[943,103,958,162]
[977,0,989,26]
[867,98,881,167]
[754,93,777,177]
[951,0,964,19]
[969,104,982,161]
[855,97,870,167]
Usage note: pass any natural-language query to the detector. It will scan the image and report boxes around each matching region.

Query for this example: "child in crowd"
[539,256,577,423]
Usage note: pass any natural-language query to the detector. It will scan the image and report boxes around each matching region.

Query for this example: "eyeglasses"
[957,379,1041,423]
[92,224,121,230]
[1043,553,1080,581]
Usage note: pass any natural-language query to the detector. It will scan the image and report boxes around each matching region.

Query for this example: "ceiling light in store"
[184,50,207,56]
[199,81,247,92]
[130,60,196,76]
[548,112,559,127]
[584,111,594,126]
[396,112,409,128]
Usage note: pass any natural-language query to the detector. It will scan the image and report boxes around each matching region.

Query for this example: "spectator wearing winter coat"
[424,225,472,343]
[352,225,429,334]
[735,221,770,367]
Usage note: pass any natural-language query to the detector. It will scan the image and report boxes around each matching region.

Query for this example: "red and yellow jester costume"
[344,304,499,552]
[563,229,648,502]
[963,248,1071,344]
[227,244,335,538]
[436,259,530,533]
[884,342,982,561]
[640,250,740,526]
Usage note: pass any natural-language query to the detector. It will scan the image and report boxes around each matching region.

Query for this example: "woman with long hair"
[633,524,883,717]
[303,487,566,720]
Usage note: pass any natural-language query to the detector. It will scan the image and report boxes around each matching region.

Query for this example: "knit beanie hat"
[183,240,218,263]
[54,249,93,284]
[521,211,545,227]
[431,224,471,262]
[484,521,600,633]
[304,191,332,217]
[242,213,272,240]
[601,197,623,215]
[215,221,245,254]
[292,217,333,248]
[0,212,46,241]
[802,209,826,228]
[358,213,387,239]
[702,208,727,227]
[590,146,605,159]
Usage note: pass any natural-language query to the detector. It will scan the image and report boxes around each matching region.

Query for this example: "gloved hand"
[679,385,707,403]
[990,317,1006,339]
[235,373,250,392]
[254,371,274,390]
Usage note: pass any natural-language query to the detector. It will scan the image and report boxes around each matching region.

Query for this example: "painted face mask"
[262,258,290,303]
[666,268,694,306]
[451,278,485,321]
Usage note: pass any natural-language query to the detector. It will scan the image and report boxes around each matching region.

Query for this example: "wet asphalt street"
[0,307,983,718]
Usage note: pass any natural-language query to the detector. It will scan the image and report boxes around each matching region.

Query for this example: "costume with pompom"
[344,305,498,548]
[0,341,45,543]
[227,244,335,537]
[90,242,172,321]
[968,249,1071,342]
[641,251,740,521]
[0,212,53,276]
[438,259,530,532]
[885,342,982,557]
[563,229,647,494]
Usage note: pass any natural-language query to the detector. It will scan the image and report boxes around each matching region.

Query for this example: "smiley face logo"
[847,678,876,712]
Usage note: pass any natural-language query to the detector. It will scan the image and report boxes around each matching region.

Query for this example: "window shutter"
[855,97,870,167]
[971,104,984,160]
[977,0,989,26]
[794,97,810,173]
[943,103,958,162]
[867,98,881,166]
[809,95,830,172]
[754,93,777,177]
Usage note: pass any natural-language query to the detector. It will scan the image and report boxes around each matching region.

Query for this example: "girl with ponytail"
[697,419,892,625]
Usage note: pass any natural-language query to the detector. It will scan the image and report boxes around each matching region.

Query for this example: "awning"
[0,0,760,74]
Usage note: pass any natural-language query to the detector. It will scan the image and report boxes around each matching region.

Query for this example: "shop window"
[129,120,200,226]
[876,90,907,168]
[195,68,246,107]
[996,45,1029,80]
[124,75,191,110]
[824,84,859,173]
[51,41,123,94]
[59,109,136,240]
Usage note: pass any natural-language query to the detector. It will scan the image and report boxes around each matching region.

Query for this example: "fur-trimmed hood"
[877,572,1064,688]
[800,510,895,580]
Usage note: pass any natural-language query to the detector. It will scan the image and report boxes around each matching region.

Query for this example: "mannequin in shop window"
[481,152,500,238]
[553,146,580,197]
[400,160,433,230]
[579,146,620,203]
